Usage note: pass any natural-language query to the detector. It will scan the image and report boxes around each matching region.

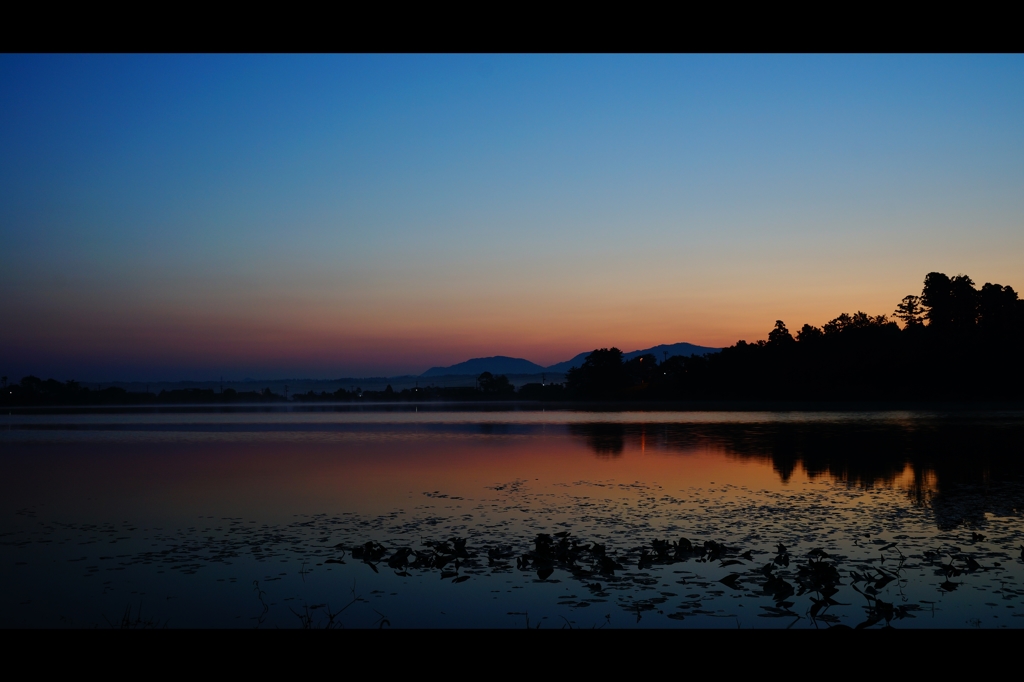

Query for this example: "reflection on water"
[1,408,1023,628]
[569,417,1024,529]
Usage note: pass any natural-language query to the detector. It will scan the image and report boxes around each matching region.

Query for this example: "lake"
[2,405,1023,628]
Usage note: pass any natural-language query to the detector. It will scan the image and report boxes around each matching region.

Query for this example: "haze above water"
[2,406,1023,628]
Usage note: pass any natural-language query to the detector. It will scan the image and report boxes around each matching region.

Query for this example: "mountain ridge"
[420,356,548,377]
[420,343,721,378]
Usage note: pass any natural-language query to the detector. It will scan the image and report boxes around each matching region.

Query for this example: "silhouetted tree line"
[0,371,563,406]
[4,272,1019,406]
[292,372,564,403]
[564,272,1024,402]
[0,376,289,406]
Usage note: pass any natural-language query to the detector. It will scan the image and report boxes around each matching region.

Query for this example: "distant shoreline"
[6,399,1024,413]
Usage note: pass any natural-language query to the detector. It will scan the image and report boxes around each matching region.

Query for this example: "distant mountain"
[421,356,548,377]
[422,344,721,377]
[543,353,592,374]
[544,342,720,373]
[622,342,720,362]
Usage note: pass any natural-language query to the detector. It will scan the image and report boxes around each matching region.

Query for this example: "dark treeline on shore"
[565,271,1024,401]
[0,379,292,407]
[0,371,561,407]
[3,272,1022,406]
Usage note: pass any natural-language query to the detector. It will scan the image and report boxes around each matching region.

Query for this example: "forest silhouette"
[564,271,1024,402]
[3,271,1022,406]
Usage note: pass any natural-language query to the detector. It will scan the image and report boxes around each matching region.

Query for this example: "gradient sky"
[2,54,1023,380]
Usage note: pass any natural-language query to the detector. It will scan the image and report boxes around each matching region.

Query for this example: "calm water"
[2,406,1023,629]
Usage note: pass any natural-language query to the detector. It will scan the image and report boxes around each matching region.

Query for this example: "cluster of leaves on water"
[322,528,1024,629]
[5,473,1024,628]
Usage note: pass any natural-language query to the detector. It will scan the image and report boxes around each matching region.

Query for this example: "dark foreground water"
[2,406,1023,629]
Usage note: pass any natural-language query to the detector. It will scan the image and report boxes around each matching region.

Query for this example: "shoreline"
[5,399,1024,413]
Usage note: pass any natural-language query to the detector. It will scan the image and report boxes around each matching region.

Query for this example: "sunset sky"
[2,54,1023,381]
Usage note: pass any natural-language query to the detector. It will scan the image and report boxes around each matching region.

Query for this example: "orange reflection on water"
[0,429,842,527]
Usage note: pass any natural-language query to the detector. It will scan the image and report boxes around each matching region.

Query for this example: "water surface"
[2,406,1023,628]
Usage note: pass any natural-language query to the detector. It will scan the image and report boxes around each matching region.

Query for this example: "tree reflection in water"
[569,415,1024,531]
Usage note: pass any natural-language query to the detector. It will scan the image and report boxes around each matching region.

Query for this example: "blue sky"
[2,54,1023,380]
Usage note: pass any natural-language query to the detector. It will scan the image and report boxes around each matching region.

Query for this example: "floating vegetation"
[3,415,1024,628]
[4,471,1019,622]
